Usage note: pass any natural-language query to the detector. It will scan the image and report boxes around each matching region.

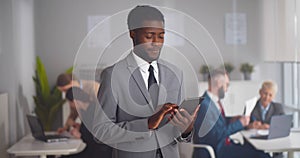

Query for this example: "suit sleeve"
[92,68,152,145]
[194,99,243,146]
[275,102,285,115]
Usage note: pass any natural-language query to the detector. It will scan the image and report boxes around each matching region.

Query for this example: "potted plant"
[33,56,66,131]
[200,65,213,81]
[220,62,235,74]
[240,63,254,80]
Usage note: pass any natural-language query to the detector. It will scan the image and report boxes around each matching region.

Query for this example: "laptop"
[251,114,293,140]
[26,114,69,143]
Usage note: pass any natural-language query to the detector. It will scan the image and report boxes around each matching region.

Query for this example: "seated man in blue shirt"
[248,80,284,129]
[193,69,270,158]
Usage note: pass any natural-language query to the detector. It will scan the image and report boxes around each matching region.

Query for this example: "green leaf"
[36,56,50,99]
[65,66,73,74]
[33,56,65,131]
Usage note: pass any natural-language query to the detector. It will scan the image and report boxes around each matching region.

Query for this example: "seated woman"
[248,80,284,129]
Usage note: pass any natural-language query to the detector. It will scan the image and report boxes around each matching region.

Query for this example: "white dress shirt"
[259,102,271,121]
[207,91,221,112]
[132,52,159,89]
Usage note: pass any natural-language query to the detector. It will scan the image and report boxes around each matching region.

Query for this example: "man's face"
[130,20,165,62]
[217,74,230,99]
[218,86,225,100]
[224,74,230,92]
[259,88,275,107]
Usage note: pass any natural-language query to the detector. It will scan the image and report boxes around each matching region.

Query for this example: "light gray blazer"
[93,53,185,158]
[250,100,284,124]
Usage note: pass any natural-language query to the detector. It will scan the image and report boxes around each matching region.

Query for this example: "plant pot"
[243,72,252,80]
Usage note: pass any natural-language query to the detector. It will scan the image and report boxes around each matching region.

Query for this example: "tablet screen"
[179,97,204,114]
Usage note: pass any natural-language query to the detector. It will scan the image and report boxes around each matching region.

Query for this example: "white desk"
[7,134,86,158]
[241,129,300,158]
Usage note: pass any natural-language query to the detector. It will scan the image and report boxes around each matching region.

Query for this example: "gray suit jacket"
[93,53,185,158]
[250,100,284,124]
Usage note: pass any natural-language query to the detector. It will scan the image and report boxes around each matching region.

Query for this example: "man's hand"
[148,103,178,129]
[260,123,270,129]
[169,106,199,134]
[70,127,81,139]
[239,116,250,127]
[57,126,68,134]
[248,121,270,129]
[247,120,262,129]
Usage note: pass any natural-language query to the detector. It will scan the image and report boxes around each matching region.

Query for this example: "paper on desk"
[257,129,269,136]
[244,96,258,116]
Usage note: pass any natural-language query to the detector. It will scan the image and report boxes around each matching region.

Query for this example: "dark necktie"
[148,65,158,109]
[217,100,225,117]
[148,65,157,90]
[218,100,231,145]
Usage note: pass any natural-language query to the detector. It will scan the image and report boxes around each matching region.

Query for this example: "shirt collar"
[132,51,158,73]
[206,91,220,110]
[207,91,219,103]
[207,91,221,111]
[259,101,271,111]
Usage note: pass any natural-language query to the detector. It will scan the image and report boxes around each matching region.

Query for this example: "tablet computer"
[179,97,204,114]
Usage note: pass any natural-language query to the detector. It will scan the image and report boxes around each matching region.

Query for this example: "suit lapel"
[126,53,155,111]
[254,101,263,121]
[157,62,166,106]
[265,102,275,122]
[204,92,226,123]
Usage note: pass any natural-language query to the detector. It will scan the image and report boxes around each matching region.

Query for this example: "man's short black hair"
[127,5,164,30]
[56,73,77,87]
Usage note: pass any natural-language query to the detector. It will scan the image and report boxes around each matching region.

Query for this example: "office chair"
[179,142,215,158]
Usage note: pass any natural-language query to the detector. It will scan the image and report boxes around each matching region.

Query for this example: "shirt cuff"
[176,130,193,143]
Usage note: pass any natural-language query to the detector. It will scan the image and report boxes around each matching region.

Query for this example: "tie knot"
[148,65,157,90]
[148,65,154,72]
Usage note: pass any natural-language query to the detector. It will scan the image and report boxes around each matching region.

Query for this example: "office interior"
[0,0,299,157]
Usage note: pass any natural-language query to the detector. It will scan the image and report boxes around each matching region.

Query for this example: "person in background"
[63,87,112,158]
[193,69,271,158]
[56,73,100,134]
[248,80,284,129]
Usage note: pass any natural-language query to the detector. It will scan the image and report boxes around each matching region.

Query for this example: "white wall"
[34,0,267,81]
[0,0,287,147]
[0,0,35,147]
[34,0,283,101]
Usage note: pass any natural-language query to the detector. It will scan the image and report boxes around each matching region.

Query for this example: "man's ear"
[129,30,135,39]
[259,89,262,95]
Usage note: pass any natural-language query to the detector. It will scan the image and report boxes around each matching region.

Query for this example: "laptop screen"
[268,114,293,139]
[26,115,45,139]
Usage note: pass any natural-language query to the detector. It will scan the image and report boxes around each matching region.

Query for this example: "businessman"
[193,69,270,158]
[248,80,284,129]
[93,5,198,158]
